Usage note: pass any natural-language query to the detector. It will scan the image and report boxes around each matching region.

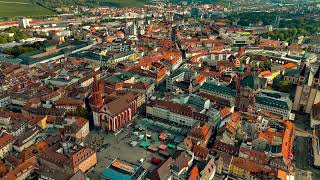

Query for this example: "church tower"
[307,67,320,112]
[293,64,306,112]
[90,70,104,128]
[293,64,320,113]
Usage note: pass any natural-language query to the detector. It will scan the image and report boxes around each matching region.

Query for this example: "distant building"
[19,18,30,29]
[18,41,95,67]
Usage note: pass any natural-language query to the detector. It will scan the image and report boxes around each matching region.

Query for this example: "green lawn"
[0,0,55,17]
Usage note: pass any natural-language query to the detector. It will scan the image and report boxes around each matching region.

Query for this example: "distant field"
[0,0,147,18]
[101,0,148,7]
[0,0,55,17]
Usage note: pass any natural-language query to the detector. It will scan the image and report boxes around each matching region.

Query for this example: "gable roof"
[193,145,209,159]
[104,92,139,116]
[231,156,273,175]
[150,157,173,180]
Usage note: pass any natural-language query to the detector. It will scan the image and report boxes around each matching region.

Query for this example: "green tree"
[260,60,272,70]
[202,61,209,67]
[279,80,292,92]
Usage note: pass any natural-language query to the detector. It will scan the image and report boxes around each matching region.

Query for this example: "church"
[90,71,143,132]
[293,64,320,113]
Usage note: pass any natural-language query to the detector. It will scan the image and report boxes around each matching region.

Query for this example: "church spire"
[91,69,104,111]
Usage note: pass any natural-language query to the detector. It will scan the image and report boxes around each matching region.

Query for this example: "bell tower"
[307,67,320,112]
[293,64,307,112]
[90,69,104,128]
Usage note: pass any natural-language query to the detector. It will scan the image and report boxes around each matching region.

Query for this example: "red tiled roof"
[0,132,15,150]
[188,166,199,180]
[239,147,268,165]
[151,157,173,180]
[282,120,294,165]
[105,92,139,116]
[55,97,84,107]
[193,145,209,159]
[149,100,193,118]
[282,63,297,69]
[212,141,239,156]
[195,75,206,84]
[14,156,38,178]
[277,169,287,180]
[220,107,231,118]
[259,70,272,77]
[231,156,273,175]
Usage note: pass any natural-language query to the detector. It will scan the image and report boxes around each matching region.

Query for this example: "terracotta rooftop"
[55,97,84,107]
[105,92,139,116]
[231,156,273,175]
[212,141,239,156]
[14,156,38,178]
[0,131,15,150]
[219,107,231,119]
[188,166,199,180]
[149,100,193,117]
[193,145,209,159]
[150,157,173,180]
[38,150,68,167]
[239,147,268,165]
[172,151,192,173]
[69,147,95,167]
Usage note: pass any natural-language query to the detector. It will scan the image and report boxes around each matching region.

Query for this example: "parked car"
[151,157,162,165]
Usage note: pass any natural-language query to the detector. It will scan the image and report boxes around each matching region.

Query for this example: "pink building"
[90,72,141,132]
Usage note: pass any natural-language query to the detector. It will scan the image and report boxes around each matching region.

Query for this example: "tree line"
[0,27,30,44]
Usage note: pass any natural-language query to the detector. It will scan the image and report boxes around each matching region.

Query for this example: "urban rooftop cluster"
[0,0,320,180]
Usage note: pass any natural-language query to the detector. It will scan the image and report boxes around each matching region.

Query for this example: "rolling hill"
[0,0,148,18]
[0,0,55,17]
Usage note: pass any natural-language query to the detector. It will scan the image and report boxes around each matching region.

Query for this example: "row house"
[146,100,208,128]
[0,131,15,159]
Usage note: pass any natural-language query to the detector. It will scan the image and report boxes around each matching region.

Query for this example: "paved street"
[293,114,320,179]
[294,136,320,179]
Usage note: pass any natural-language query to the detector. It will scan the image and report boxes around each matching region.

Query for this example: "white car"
[139,158,145,163]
